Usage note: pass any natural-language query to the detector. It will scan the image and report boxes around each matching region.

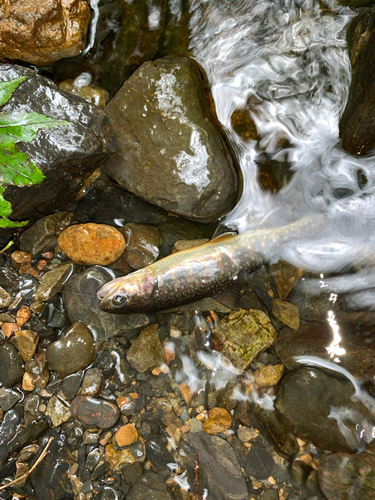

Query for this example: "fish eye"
[112,294,126,307]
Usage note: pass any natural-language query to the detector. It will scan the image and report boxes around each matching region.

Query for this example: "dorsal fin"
[255,207,280,230]
[210,231,237,243]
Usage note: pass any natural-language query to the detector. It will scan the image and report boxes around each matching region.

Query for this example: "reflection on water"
[189,0,375,310]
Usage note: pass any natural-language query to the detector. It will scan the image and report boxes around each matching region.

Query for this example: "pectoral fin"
[213,282,242,310]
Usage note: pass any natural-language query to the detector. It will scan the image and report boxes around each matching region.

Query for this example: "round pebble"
[58,223,126,265]
[115,424,139,447]
[46,321,94,378]
[202,407,232,435]
[71,396,120,429]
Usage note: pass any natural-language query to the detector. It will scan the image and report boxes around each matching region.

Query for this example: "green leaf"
[0,77,71,228]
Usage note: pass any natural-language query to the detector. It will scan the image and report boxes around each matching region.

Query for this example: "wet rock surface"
[47,321,94,378]
[180,432,248,500]
[340,8,375,155]
[0,0,91,66]
[0,343,24,388]
[127,324,165,373]
[0,64,116,226]
[275,366,374,452]
[71,396,120,429]
[127,471,174,500]
[104,56,237,223]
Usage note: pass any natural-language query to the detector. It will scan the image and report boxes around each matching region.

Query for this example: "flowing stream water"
[189,0,375,312]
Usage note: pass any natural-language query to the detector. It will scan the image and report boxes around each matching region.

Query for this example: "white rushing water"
[189,0,375,309]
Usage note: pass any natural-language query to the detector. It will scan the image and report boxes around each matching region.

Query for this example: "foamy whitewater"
[189,0,375,309]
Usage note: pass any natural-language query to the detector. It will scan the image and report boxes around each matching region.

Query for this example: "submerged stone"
[104,56,237,223]
[126,471,174,500]
[0,343,24,388]
[127,324,165,373]
[71,396,120,429]
[46,321,94,378]
[213,309,277,370]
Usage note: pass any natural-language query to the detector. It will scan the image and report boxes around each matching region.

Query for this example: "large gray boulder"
[103,56,238,223]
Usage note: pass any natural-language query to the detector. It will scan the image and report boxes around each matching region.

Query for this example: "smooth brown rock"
[71,396,120,429]
[35,263,75,302]
[58,79,109,108]
[46,321,94,378]
[0,0,91,66]
[120,223,160,270]
[213,309,277,370]
[272,298,300,330]
[202,407,232,435]
[14,330,39,362]
[253,364,284,387]
[58,223,125,265]
[269,260,304,299]
[115,424,139,447]
[127,324,165,373]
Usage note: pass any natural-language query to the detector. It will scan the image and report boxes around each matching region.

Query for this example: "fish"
[97,213,325,314]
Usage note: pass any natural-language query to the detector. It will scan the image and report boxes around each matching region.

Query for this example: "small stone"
[0,387,22,411]
[11,250,32,264]
[22,372,35,391]
[0,287,12,308]
[58,223,126,265]
[272,299,300,330]
[1,322,20,337]
[81,368,103,396]
[24,352,49,389]
[16,306,31,326]
[19,263,39,279]
[14,330,39,362]
[120,223,160,270]
[237,426,259,442]
[71,396,120,429]
[82,431,99,444]
[253,364,284,388]
[213,309,277,370]
[269,261,304,300]
[106,443,135,471]
[126,471,174,500]
[58,80,109,108]
[202,407,232,435]
[190,418,203,433]
[115,424,139,447]
[174,238,210,252]
[0,343,24,388]
[245,442,275,480]
[46,396,71,427]
[47,322,94,378]
[127,324,165,373]
[116,396,137,415]
[35,263,75,302]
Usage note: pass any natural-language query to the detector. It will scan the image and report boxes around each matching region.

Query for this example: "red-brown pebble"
[58,223,126,265]
[16,306,31,326]
[19,264,39,279]
[11,250,31,264]
[2,322,20,337]
[115,424,139,447]
[202,407,232,435]
[71,396,120,429]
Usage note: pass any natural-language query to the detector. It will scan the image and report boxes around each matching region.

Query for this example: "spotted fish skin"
[97,214,324,314]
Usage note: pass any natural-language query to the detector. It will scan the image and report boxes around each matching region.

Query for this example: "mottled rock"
[58,79,109,108]
[24,351,49,390]
[275,367,374,452]
[115,424,139,447]
[253,364,284,388]
[120,223,160,270]
[203,407,232,435]
[0,286,12,308]
[213,309,277,370]
[20,212,75,257]
[340,8,375,155]
[127,471,173,500]
[0,0,90,66]
[180,432,248,500]
[244,442,275,480]
[81,368,103,396]
[63,266,151,340]
[104,56,237,223]
[71,396,120,429]
[58,223,125,265]
[127,324,165,373]
[47,321,94,378]
[106,443,135,471]
[237,426,259,443]
[318,451,375,500]
[0,64,116,226]
[46,396,72,427]
[0,343,24,388]
[231,107,260,141]
[35,263,75,302]
[14,329,39,362]
[269,261,304,300]
[30,432,75,500]
[272,299,300,330]
[11,250,31,264]
[16,305,31,326]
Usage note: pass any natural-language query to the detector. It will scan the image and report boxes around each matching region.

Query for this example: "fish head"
[97,269,156,314]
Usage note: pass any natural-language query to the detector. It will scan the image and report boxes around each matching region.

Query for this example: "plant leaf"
[0,77,71,228]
